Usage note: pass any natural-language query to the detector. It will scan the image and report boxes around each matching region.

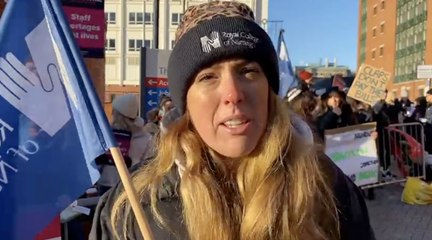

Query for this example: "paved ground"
[366,184,432,240]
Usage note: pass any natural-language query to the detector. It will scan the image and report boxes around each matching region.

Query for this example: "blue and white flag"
[277,30,297,98]
[0,0,116,239]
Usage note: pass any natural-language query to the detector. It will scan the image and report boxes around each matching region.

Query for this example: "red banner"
[62,0,105,58]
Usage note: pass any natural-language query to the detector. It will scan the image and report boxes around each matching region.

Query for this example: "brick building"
[358,0,432,100]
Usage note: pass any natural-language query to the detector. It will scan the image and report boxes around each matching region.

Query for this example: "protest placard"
[325,123,379,187]
[347,64,390,106]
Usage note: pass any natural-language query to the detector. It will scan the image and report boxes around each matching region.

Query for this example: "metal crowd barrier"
[362,122,427,189]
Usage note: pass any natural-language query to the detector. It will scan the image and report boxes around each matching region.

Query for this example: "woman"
[285,88,323,144]
[143,108,160,136]
[285,88,320,123]
[317,87,357,140]
[90,2,374,240]
[346,97,373,124]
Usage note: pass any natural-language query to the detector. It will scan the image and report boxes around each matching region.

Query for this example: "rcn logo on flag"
[0,0,116,239]
[0,20,71,137]
[0,19,74,194]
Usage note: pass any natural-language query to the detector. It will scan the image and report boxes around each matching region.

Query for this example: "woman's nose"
[221,72,245,105]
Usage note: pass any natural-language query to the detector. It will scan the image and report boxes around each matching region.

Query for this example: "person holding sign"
[90,1,374,240]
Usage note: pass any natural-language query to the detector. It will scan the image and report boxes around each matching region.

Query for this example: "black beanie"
[167,1,279,114]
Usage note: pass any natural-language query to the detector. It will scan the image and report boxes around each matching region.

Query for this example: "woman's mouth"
[223,119,249,128]
[220,115,251,134]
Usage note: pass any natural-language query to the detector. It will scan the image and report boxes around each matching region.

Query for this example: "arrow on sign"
[148,89,158,96]
[147,100,157,106]
[147,79,157,86]
[158,90,169,96]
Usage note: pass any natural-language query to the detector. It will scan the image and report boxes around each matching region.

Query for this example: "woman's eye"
[240,67,259,75]
[198,73,215,82]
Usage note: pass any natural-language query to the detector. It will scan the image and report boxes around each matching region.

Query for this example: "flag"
[0,0,116,239]
[277,29,297,97]
[332,74,346,91]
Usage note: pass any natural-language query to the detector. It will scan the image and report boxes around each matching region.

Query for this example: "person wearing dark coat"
[316,87,357,141]
[90,2,375,240]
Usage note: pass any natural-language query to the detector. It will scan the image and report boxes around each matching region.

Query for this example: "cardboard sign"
[347,64,390,105]
[325,123,379,186]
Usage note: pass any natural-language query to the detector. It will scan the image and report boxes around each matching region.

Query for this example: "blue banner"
[0,0,116,239]
[277,30,297,98]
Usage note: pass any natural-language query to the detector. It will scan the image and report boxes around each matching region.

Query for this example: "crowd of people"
[84,1,432,239]
[286,73,432,180]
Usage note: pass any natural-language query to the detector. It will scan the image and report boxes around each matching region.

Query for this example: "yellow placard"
[347,64,390,106]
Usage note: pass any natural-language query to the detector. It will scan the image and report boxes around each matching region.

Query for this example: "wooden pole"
[109,147,155,240]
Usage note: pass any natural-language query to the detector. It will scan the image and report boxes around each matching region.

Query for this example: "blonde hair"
[286,91,319,122]
[111,93,339,240]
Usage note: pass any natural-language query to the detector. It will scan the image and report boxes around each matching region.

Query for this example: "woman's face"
[327,95,341,108]
[186,59,269,158]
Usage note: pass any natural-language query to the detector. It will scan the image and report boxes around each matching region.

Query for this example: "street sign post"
[140,47,171,119]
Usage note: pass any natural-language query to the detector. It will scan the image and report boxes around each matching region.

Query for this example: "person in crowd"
[158,94,174,120]
[346,97,373,124]
[143,107,160,136]
[424,89,432,154]
[159,107,182,134]
[384,93,402,124]
[404,96,427,123]
[372,91,395,180]
[285,88,322,143]
[426,89,432,123]
[286,89,320,124]
[298,69,314,92]
[316,87,357,140]
[95,94,154,195]
[90,2,374,240]
[400,96,412,111]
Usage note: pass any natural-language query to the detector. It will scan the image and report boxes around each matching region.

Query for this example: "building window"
[379,46,384,56]
[145,13,153,25]
[372,27,376,37]
[171,13,183,26]
[373,5,377,15]
[129,39,143,51]
[105,12,116,24]
[128,57,140,65]
[129,12,144,24]
[144,40,151,48]
[105,39,116,51]
[106,57,116,65]
[380,0,385,10]
[372,49,376,59]
[380,22,384,33]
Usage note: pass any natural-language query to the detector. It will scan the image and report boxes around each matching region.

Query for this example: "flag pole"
[109,147,155,240]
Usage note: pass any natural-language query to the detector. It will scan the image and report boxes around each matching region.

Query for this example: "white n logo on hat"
[200,32,221,53]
